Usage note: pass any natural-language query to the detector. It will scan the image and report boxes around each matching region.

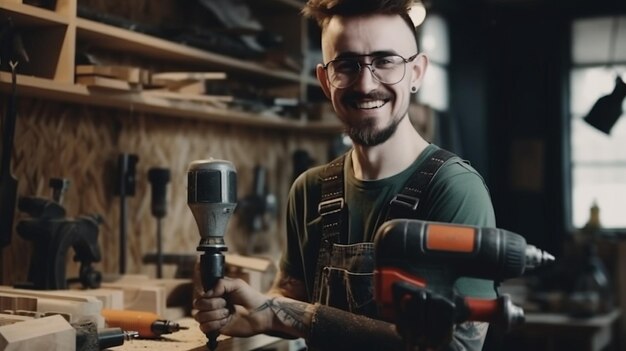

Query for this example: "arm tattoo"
[255,298,311,334]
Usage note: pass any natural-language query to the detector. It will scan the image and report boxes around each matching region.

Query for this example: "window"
[569,16,626,229]
[417,14,449,111]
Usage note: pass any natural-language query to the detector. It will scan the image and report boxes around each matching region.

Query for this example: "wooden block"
[0,287,104,327]
[65,288,124,309]
[224,254,276,293]
[142,90,232,104]
[75,65,144,83]
[0,314,76,351]
[172,80,206,94]
[101,276,166,315]
[151,71,226,82]
[76,75,136,91]
[0,313,33,327]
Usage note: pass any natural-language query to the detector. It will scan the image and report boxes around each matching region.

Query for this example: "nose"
[351,64,379,92]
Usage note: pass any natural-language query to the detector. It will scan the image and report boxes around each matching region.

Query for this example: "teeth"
[355,100,385,109]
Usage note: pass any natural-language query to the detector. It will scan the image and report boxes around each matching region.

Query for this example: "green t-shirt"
[281,144,497,300]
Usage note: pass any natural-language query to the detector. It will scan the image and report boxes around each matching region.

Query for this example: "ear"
[410,53,429,90]
[316,63,332,99]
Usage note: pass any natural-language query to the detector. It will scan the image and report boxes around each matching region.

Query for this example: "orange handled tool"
[101,309,188,338]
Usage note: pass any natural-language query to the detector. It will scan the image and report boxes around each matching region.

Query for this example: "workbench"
[507,309,621,351]
[106,318,293,351]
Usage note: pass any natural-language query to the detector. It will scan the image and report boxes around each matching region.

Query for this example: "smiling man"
[194,1,497,350]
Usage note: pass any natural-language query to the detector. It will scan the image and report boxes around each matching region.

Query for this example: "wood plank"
[76,76,136,91]
[151,72,227,82]
[76,65,145,84]
[0,314,75,351]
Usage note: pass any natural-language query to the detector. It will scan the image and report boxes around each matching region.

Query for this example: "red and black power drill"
[374,219,555,350]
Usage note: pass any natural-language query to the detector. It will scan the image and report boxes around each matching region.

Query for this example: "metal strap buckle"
[318,198,344,216]
[389,194,420,211]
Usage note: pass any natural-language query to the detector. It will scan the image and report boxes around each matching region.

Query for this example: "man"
[194,0,496,350]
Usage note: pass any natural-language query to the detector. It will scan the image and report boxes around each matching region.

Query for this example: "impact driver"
[374,219,555,350]
[188,159,237,351]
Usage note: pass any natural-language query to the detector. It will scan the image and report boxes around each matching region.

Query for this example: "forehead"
[321,14,416,60]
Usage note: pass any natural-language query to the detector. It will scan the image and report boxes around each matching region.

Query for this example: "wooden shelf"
[0,1,69,26]
[75,18,304,84]
[0,72,341,133]
[0,0,331,132]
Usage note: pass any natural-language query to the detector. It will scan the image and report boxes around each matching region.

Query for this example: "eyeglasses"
[322,53,419,89]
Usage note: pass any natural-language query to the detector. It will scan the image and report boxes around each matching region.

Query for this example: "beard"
[343,91,409,147]
[346,102,409,146]
[346,114,405,146]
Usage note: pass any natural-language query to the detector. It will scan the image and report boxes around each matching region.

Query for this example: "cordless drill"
[373,219,555,350]
[187,159,237,351]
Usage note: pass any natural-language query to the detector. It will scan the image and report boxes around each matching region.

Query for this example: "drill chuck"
[525,245,555,269]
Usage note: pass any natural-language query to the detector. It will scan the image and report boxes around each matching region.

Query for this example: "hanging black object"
[583,76,626,134]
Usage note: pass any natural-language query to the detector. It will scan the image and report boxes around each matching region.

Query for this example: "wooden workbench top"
[106,318,286,351]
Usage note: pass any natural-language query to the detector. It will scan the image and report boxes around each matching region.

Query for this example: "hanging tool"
[187,159,237,351]
[237,165,277,253]
[114,153,138,275]
[148,167,171,279]
[374,219,555,350]
[49,178,70,204]
[101,309,188,339]
[0,17,30,253]
[15,195,103,290]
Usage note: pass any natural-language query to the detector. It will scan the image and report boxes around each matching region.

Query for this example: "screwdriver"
[101,309,188,338]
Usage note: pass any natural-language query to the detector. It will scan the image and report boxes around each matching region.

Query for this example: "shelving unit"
[0,0,339,133]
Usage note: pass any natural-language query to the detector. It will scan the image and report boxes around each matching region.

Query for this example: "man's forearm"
[255,296,316,339]
[254,298,487,351]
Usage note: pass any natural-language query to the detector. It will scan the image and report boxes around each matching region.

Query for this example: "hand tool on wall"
[114,153,139,275]
[49,178,70,204]
[237,165,277,253]
[101,308,187,339]
[148,167,171,279]
[187,159,237,351]
[0,17,30,254]
[374,219,555,350]
[14,180,103,290]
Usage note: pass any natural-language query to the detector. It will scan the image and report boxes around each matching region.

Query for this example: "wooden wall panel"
[0,99,332,285]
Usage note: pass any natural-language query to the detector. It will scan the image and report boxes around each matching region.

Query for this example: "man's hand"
[194,277,273,337]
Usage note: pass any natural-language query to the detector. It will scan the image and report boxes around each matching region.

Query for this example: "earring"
[410,86,417,93]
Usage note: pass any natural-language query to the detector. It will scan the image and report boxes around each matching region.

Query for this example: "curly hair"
[302,0,418,45]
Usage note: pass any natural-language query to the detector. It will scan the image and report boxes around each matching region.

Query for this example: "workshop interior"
[0,0,625,350]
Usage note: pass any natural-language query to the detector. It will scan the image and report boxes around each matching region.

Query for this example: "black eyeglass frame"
[322,52,420,89]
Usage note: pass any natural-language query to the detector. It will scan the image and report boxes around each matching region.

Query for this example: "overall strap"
[386,148,459,221]
[312,153,347,301]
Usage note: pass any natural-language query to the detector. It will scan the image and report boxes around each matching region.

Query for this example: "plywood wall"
[0,99,332,285]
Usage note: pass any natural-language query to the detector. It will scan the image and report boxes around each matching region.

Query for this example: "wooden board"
[0,314,75,351]
[106,317,286,351]
[76,75,136,91]
[76,65,145,84]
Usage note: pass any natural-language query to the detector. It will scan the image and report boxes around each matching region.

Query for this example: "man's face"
[317,14,426,147]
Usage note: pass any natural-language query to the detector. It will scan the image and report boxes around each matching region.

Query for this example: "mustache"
[342,91,392,102]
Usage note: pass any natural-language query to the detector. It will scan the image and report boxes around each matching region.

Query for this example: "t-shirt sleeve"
[279,174,307,281]
[424,160,498,298]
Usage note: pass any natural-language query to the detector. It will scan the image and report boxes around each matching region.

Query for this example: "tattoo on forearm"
[255,298,311,333]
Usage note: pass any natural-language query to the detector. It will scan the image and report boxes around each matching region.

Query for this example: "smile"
[353,99,389,110]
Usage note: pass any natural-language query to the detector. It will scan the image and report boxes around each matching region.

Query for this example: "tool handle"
[200,251,225,350]
[102,309,159,338]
